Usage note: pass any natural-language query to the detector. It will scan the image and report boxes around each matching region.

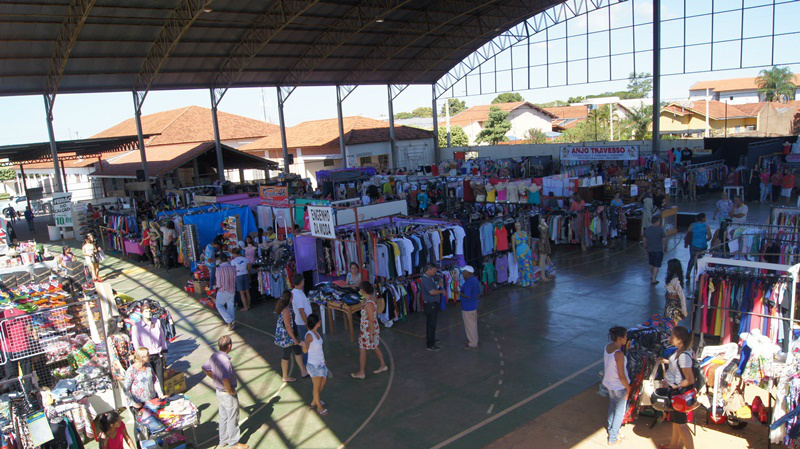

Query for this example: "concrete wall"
[439,139,706,161]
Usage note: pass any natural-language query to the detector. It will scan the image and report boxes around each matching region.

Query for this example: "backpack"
[679,351,706,391]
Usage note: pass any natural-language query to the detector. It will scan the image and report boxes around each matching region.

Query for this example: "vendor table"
[123,239,146,256]
[325,300,362,342]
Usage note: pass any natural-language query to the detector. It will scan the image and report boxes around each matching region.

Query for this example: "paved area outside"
[28,193,782,449]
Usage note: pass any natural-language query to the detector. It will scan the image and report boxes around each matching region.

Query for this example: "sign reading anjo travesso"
[560,145,639,161]
[308,206,336,239]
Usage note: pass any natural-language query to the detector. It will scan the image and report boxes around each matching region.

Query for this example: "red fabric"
[462,180,474,202]
[431,165,439,176]
[1,309,27,353]
[495,226,509,251]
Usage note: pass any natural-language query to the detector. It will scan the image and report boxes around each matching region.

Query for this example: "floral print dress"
[274,309,295,348]
[359,298,380,350]
[514,232,534,287]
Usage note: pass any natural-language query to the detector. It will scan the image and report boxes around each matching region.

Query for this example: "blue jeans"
[607,388,627,443]
[208,264,216,290]
[297,324,308,365]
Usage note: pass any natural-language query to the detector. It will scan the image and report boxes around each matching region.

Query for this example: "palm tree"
[625,105,653,140]
[756,66,797,103]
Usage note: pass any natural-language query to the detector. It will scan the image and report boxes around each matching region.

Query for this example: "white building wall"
[395,138,435,170]
[462,122,482,145]
[507,108,553,139]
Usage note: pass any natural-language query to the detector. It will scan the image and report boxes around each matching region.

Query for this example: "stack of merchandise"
[137,395,198,435]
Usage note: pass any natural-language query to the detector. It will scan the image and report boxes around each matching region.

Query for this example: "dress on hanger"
[513,231,534,287]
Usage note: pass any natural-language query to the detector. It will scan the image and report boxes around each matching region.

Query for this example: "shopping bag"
[641,364,666,406]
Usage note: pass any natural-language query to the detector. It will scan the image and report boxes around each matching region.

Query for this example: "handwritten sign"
[52,192,73,227]
[308,206,336,239]
[259,186,289,207]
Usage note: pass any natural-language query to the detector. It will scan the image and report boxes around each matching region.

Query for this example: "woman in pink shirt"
[569,193,586,212]
[244,236,258,264]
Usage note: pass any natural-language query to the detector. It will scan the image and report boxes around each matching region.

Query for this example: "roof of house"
[89,142,276,178]
[91,106,278,146]
[661,100,767,120]
[542,105,590,120]
[443,101,557,128]
[690,75,800,93]
[239,116,433,152]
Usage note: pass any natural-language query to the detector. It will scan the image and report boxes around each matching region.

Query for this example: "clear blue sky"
[1,0,798,146]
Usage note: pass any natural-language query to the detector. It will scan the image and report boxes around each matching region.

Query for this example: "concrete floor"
[30,193,780,449]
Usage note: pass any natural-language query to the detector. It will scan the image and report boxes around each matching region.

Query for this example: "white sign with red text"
[560,145,639,161]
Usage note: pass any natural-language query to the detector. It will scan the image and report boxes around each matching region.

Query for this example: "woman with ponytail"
[658,326,695,449]
[602,326,630,446]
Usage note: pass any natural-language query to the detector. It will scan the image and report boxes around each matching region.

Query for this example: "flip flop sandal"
[316,408,328,416]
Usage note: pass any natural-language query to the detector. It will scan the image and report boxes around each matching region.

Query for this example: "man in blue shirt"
[459,265,480,349]
[204,237,221,289]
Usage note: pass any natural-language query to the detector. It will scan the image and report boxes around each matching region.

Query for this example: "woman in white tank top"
[302,313,328,416]
[604,327,631,446]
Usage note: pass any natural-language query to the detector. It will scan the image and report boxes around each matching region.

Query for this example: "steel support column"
[387,86,397,169]
[276,87,291,174]
[19,165,30,209]
[210,89,225,182]
[42,95,64,194]
[61,159,68,193]
[651,0,661,155]
[336,86,347,168]
[431,85,440,164]
[132,91,152,199]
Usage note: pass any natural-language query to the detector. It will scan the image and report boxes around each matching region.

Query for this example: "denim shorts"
[235,274,250,291]
[648,251,664,268]
[306,363,328,378]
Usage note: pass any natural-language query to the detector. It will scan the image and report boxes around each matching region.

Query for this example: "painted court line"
[486,404,494,414]
[430,359,603,449]
[336,340,395,448]
[494,390,500,398]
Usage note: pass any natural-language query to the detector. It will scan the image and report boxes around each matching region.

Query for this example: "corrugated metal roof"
[0,0,555,96]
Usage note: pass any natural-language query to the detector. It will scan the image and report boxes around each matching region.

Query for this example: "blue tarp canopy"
[158,204,257,250]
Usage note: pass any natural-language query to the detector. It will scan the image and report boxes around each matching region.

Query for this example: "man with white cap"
[459,265,481,349]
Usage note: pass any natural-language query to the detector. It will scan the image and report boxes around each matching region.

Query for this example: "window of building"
[735,126,741,133]
[323,159,335,167]
[746,125,756,131]
[359,156,372,166]
[378,155,389,167]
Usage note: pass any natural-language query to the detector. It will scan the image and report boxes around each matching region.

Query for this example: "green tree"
[394,111,414,119]
[438,125,470,147]
[475,107,512,145]
[626,72,653,99]
[0,169,15,181]
[524,128,547,144]
[491,92,524,104]
[557,107,610,143]
[623,105,653,140]
[440,98,467,116]
[411,107,432,118]
[756,66,797,102]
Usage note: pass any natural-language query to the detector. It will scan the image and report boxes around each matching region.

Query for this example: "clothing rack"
[694,256,799,358]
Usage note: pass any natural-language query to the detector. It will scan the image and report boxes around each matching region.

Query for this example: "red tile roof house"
[440,101,555,144]
[689,74,800,104]
[240,116,434,186]
[16,106,279,199]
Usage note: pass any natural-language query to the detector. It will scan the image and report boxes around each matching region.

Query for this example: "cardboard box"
[163,369,186,395]
[191,280,208,293]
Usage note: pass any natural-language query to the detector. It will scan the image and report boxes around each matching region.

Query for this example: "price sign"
[52,192,73,228]
[630,185,639,197]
